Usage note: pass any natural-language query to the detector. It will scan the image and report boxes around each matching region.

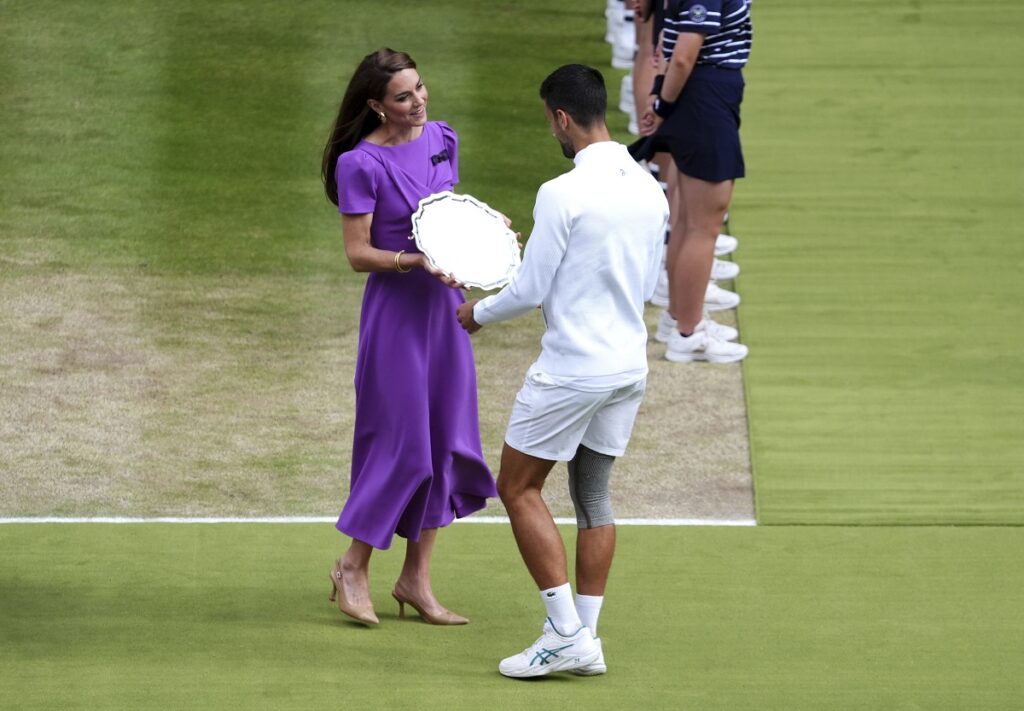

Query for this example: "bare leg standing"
[670,173,733,333]
[329,539,378,624]
[392,528,469,624]
[575,525,616,596]
[497,445,564,590]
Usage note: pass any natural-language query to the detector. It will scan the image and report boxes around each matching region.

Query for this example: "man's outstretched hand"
[456,299,482,334]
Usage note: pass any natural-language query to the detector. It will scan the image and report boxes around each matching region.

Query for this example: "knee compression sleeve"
[568,445,616,529]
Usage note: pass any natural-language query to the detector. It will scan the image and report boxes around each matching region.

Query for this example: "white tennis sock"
[540,583,582,635]
[575,594,604,637]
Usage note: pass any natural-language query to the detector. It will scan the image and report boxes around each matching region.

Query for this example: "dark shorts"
[643,65,746,183]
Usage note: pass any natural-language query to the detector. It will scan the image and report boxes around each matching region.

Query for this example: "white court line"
[0,516,756,526]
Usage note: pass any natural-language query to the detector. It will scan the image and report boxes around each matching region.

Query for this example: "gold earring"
[378,111,386,124]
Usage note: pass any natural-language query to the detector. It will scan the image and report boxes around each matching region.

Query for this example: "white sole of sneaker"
[658,324,738,343]
[571,663,607,676]
[499,648,602,678]
[665,348,747,364]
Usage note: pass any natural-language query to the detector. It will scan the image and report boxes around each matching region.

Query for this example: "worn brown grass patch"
[1,272,752,521]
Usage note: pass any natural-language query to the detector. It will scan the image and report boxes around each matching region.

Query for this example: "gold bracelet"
[394,250,411,273]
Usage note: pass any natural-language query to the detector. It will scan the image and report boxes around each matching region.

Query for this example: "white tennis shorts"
[504,372,647,461]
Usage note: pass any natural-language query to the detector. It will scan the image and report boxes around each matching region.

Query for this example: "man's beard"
[559,136,576,159]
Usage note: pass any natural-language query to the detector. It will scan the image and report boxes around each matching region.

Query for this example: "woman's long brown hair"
[321,48,417,206]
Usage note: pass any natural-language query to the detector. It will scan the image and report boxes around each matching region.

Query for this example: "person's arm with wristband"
[639,32,704,136]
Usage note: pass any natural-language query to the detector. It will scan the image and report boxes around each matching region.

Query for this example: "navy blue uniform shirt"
[662,0,752,69]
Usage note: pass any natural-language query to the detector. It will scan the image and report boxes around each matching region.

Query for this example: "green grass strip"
[738,1,1024,523]
[2,523,1022,709]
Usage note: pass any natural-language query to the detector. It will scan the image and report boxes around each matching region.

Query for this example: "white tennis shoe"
[654,274,740,311]
[499,619,601,678]
[570,637,607,676]
[656,311,738,343]
[715,233,739,257]
[666,327,749,364]
[705,282,740,311]
[711,257,740,281]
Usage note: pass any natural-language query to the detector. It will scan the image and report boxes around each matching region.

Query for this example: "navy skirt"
[631,64,746,182]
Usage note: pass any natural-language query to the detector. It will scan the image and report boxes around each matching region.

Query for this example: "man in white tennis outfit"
[456,64,668,678]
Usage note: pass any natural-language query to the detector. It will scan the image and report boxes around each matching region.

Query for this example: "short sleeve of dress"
[437,121,460,187]
[336,149,379,215]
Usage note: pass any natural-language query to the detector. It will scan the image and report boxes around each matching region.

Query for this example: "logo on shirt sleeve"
[689,4,708,22]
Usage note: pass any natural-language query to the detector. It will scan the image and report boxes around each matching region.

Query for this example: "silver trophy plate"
[411,191,521,290]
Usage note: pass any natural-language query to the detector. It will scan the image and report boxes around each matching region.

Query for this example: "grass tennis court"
[2,1,1023,708]
[3,524,1023,710]
[738,1,1024,523]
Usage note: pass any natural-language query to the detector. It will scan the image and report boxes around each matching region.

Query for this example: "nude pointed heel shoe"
[329,560,379,626]
[391,590,469,625]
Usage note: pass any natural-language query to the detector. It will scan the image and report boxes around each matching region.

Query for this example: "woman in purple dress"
[320,48,497,626]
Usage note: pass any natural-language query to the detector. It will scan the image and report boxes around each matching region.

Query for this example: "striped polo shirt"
[662,0,752,69]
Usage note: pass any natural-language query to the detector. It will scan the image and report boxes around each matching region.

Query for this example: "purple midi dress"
[334,121,496,550]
